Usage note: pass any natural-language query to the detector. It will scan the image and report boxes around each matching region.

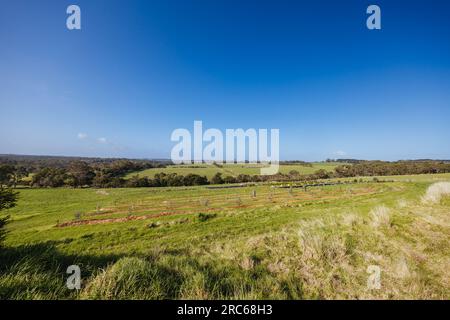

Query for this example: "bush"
[0,188,18,211]
[0,188,17,247]
[0,215,9,247]
[223,176,237,184]
[198,213,217,222]
[210,172,224,185]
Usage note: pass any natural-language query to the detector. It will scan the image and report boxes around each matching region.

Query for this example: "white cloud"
[77,133,88,140]
[97,137,107,144]
[334,150,347,157]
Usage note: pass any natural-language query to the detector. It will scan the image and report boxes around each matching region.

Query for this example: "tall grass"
[422,182,450,204]
[369,206,391,228]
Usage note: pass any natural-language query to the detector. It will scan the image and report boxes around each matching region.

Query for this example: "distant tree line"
[125,173,209,188]
[333,160,450,178]
[0,159,167,188]
[279,161,313,167]
[325,158,365,164]
[0,164,28,188]
[0,154,169,172]
[28,164,211,188]
[1,158,449,189]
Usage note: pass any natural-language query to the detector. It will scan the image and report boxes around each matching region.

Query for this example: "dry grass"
[422,182,450,204]
[216,194,450,299]
[369,205,391,228]
[397,199,408,208]
[341,212,361,227]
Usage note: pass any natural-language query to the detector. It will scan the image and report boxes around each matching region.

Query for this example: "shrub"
[198,213,217,222]
[210,172,224,185]
[0,215,9,247]
[0,188,18,211]
[0,188,17,247]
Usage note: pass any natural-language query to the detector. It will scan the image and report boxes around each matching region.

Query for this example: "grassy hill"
[124,162,342,179]
[1,173,449,299]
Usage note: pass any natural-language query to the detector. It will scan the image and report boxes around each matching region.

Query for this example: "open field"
[124,162,342,179]
[1,173,449,299]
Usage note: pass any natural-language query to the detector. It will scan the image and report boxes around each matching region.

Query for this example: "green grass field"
[125,162,342,179]
[1,173,449,299]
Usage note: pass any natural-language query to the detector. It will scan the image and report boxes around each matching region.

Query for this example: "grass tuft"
[422,182,450,204]
[369,206,391,228]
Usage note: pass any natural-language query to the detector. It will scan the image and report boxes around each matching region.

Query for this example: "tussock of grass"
[397,199,408,208]
[341,213,361,227]
[81,257,170,299]
[80,252,304,299]
[369,206,391,228]
[422,182,450,204]
[0,259,68,299]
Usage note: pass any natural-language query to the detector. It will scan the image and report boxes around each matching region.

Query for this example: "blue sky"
[1,0,449,161]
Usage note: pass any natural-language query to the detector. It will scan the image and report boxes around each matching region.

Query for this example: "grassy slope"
[124,162,342,179]
[1,173,449,299]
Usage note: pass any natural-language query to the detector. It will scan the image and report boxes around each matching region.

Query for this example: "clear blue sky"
[1,0,449,161]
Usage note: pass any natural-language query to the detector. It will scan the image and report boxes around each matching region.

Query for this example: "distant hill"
[0,154,172,169]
